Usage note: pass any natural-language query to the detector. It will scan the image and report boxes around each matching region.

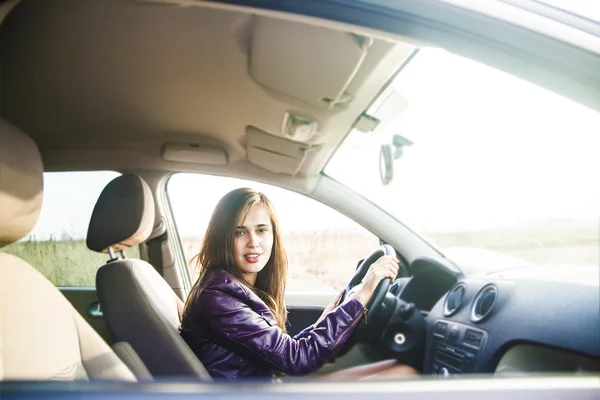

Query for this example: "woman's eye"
[258,228,269,234]
[235,230,245,236]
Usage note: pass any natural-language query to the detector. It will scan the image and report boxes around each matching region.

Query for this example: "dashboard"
[392,257,600,376]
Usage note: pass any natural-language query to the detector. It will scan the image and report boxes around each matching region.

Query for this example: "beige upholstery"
[0,119,43,247]
[0,254,136,381]
[0,118,136,382]
[90,175,211,379]
[86,174,155,253]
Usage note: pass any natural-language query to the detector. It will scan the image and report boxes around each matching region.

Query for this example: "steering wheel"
[334,245,427,368]
[338,244,395,320]
[334,245,397,355]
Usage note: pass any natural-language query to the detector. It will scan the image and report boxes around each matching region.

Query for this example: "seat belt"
[146,231,168,275]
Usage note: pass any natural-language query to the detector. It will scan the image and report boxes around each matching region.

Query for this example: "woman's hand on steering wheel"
[349,255,399,307]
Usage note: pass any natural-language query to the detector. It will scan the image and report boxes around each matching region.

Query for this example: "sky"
[26,47,600,242]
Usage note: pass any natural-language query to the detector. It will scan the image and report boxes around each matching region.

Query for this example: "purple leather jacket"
[179,270,365,380]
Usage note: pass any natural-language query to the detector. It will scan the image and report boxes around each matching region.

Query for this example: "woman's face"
[234,204,274,285]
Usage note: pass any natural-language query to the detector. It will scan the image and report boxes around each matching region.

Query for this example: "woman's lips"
[244,253,261,263]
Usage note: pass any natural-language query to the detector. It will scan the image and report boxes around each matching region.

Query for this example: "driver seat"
[0,119,136,382]
[89,174,211,380]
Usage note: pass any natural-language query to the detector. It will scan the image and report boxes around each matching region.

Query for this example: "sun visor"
[249,17,373,110]
[246,126,319,176]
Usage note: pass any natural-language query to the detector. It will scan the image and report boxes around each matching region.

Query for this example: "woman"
[179,187,417,380]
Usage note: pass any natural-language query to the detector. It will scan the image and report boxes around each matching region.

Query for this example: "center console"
[426,320,488,377]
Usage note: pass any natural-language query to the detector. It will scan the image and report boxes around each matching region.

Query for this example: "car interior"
[0,0,599,397]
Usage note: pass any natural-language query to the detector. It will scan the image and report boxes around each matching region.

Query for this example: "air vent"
[443,282,466,316]
[471,284,498,322]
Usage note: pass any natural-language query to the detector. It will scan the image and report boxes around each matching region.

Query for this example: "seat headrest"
[86,174,155,253]
[0,119,43,248]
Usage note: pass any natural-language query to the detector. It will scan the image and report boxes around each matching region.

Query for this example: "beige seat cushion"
[0,253,136,381]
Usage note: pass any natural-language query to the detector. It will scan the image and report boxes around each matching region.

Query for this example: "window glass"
[167,174,379,291]
[3,171,139,286]
[326,48,600,273]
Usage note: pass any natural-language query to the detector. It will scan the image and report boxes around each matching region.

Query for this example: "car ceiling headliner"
[0,0,414,177]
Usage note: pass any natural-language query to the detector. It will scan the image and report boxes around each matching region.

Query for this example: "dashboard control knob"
[438,367,450,378]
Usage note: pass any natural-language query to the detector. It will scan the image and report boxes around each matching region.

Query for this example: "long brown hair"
[181,187,288,331]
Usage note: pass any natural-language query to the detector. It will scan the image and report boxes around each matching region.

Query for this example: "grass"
[2,237,140,286]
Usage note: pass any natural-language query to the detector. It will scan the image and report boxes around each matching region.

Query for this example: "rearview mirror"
[380,144,394,185]
[379,134,413,185]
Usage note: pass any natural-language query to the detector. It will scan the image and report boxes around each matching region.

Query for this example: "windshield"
[325,48,600,271]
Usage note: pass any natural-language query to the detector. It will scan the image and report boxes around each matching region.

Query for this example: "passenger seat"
[89,174,211,380]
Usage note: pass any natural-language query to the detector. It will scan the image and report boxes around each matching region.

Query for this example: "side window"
[3,171,139,286]
[167,173,379,291]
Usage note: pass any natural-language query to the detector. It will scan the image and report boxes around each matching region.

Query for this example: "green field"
[3,238,140,286]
